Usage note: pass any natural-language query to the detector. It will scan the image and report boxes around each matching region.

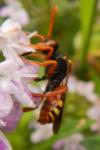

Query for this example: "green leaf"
[82,135,100,150]
[33,119,93,150]
[80,0,98,64]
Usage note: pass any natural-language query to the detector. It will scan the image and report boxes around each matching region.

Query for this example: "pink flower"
[0,59,37,107]
[0,131,12,150]
[0,16,45,149]
[68,76,99,102]
[30,123,53,143]
[1,101,22,132]
[53,133,86,150]
[0,89,13,120]
[0,0,29,26]
[87,101,100,132]
[0,19,40,107]
[0,58,40,134]
[0,19,36,62]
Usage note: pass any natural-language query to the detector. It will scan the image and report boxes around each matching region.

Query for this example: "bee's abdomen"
[38,99,63,124]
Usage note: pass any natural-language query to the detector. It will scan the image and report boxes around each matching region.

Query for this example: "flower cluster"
[0,19,40,149]
[53,133,86,150]
[0,0,29,26]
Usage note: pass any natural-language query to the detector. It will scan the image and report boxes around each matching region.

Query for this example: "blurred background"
[0,0,100,150]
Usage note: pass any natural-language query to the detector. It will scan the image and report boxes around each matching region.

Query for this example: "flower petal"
[30,123,53,143]
[2,101,22,132]
[13,80,35,107]
[0,131,12,150]
[0,19,21,33]
[2,47,24,67]
[0,90,13,118]
[0,59,18,75]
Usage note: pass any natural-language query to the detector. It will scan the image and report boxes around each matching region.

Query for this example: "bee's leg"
[23,58,57,77]
[21,51,46,60]
[31,92,45,98]
[23,107,37,112]
[34,76,47,81]
[20,43,54,59]
[23,92,46,113]
[23,86,67,113]
[31,86,68,98]
[22,92,45,113]
[23,86,66,112]
[32,44,54,59]
[45,86,68,97]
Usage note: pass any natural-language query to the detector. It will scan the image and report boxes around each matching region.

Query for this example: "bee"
[38,57,71,133]
[32,7,71,132]
[23,54,71,134]
[22,6,72,133]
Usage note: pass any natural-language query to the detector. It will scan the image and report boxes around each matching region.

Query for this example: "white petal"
[0,33,7,50]
[0,19,21,33]
[19,73,37,78]
[3,47,24,67]
[0,59,18,75]
[15,89,35,107]
[0,19,29,44]
[12,79,35,107]
[10,43,35,55]
[18,63,39,78]
[0,90,13,118]
[13,10,29,26]
[30,124,53,143]
[0,119,6,127]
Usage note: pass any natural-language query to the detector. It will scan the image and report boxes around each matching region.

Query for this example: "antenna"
[47,6,58,39]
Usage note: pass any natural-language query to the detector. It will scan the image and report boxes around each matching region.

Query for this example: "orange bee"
[22,6,72,133]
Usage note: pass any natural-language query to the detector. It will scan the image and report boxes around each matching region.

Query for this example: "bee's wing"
[53,92,66,133]
[53,76,68,134]
[53,59,71,133]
